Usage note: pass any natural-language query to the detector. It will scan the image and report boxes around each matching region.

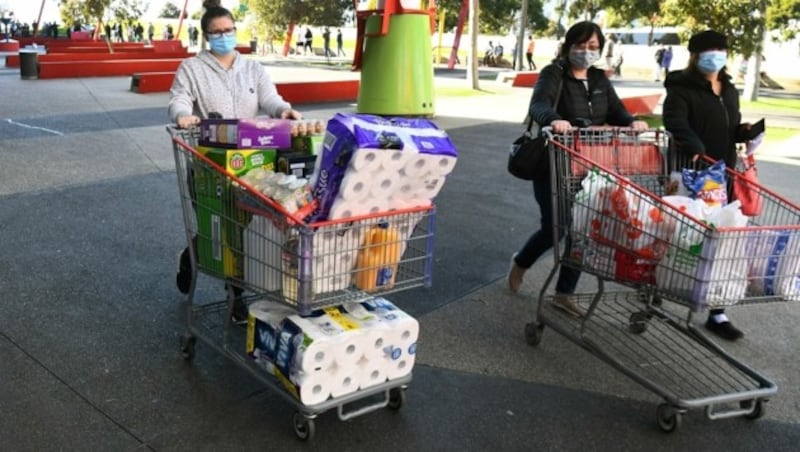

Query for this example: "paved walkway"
[1,59,799,450]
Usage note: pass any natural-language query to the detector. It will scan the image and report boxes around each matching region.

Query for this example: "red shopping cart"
[168,126,436,440]
[526,127,799,432]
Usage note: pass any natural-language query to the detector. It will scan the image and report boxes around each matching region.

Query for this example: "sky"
[1,0,238,24]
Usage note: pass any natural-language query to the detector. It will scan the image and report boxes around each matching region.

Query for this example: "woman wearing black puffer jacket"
[663,30,755,341]
[507,21,647,318]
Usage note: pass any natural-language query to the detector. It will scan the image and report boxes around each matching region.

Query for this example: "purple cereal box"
[309,113,457,222]
[199,117,292,149]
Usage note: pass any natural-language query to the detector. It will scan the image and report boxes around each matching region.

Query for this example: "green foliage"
[662,0,768,58]
[767,0,800,40]
[160,2,186,19]
[250,0,351,34]
[435,0,546,36]
[60,0,110,26]
[109,0,145,25]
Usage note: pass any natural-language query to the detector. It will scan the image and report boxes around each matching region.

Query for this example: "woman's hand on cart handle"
[629,120,649,131]
[550,119,572,133]
[176,114,201,129]
[281,109,303,120]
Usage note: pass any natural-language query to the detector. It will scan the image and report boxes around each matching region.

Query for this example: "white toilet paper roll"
[292,333,335,373]
[414,174,446,200]
[339,170,375,201]
[358,357,388,389]
[243,217,284,291]
[329,197,366,219]
[349,148,382,172]
[328,363,362,398]
[383,352,415,381]
[363,198,389,216]
[289,371,331,405]
[333,330,367,367]
[401,154,430,179]
[426,155,457,176]
[369,174,396,200]
[379,150,408,171]
[360,327,392,361]
[391,179,419,204]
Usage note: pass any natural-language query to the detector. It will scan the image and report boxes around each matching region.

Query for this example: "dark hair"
[201,6,233,33]
[558,21,605,58]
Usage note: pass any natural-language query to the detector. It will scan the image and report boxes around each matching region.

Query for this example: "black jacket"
[528,59,635,128]
[662,69,747,169]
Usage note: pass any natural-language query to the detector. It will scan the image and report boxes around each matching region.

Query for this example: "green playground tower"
[353,1,436,116]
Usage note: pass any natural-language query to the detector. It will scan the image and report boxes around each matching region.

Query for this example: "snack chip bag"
[682,160,727,207]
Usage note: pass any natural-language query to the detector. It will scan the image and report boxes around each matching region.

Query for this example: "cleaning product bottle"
[354,222,402,291]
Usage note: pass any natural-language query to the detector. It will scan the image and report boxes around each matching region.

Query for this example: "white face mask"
[569,49,601,69]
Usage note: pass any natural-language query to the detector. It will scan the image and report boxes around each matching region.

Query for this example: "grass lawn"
[741,97,800,115]
[638,114,798,144]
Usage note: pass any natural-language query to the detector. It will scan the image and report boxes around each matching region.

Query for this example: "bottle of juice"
[354,223,402,291]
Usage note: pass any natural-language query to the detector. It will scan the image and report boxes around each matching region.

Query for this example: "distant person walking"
[605,34,616,69]
[336,28,345,56]
[660,45,673,80]
[654,44,666,81]
[322,27,332,59]
[304,27,313,55]
[526,35,536,70]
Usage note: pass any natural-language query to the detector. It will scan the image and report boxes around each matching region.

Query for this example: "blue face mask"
[209,35,236,55]
[697,50,727,74]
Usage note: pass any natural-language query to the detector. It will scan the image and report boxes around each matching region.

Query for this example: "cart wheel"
[292,412,315,441]
[741,399,766,420]
[628,312,649,335]
[524,322,545,346]
[388,387,406,410]
[656,403,682,433]
[180,335,196,360]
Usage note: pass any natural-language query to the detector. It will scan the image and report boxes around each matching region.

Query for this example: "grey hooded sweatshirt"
[168,50,292,123]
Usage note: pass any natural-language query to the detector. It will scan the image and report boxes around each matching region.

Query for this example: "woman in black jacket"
[662,30,753,341]
[507,21,647,317]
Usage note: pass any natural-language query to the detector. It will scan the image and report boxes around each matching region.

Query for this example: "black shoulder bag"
[507,75,564,181]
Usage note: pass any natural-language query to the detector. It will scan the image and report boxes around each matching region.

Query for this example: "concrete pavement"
[1,58,800,451]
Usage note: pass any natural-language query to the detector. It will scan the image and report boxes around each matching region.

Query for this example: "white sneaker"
[551,293,585,318]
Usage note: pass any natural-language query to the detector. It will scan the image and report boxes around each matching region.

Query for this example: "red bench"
[6,51,190,68]
[131,71,178,93]
[621,94,662,116]
[129,71,360,105]
[512,71,540,87]
[39,58,185,79]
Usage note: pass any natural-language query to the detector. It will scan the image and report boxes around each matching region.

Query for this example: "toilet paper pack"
[747,229,800,301]
[310,113,457,222]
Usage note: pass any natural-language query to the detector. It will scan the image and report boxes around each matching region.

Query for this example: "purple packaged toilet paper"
[310,113,457,222]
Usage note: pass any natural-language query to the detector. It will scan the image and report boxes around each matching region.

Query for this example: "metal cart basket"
[526,127,799,432]
[168,126,435,440]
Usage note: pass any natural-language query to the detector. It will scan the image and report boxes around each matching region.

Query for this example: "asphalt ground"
[1,58,799,451]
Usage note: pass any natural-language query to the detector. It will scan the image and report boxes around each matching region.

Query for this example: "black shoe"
[705,318,744,341]
[227,284,248,325]
[176,247,191,294]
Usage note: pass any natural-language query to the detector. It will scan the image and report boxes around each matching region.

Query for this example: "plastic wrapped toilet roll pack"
[309,113,457,223]
[247,297,419,405]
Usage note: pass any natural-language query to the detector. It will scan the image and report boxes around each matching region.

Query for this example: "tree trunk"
[515,0,528,71]
[467,0,479,90]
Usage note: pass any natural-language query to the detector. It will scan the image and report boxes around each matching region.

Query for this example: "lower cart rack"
[179,295,410,440]
[527,290,776,432]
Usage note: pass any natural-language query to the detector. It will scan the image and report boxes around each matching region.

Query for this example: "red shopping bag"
[733,154,763,216]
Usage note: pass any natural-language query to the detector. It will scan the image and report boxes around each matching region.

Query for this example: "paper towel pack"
[310,113,457,222]
[746,229,800,301]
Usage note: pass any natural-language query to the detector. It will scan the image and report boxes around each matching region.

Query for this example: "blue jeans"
[514,177,581,294]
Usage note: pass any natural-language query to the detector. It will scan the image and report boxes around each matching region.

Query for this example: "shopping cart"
[525,127,799,432]
[167,126,435,440]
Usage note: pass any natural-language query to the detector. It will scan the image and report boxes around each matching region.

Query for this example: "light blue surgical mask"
[208,34,236,55]
[697,50,727,74]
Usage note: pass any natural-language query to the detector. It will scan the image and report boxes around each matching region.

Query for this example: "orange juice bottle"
[354,223,402,291]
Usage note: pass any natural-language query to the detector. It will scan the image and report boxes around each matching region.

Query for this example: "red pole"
[283,21,295,57]
[448,0,469,69]
[34,0,46,36]
[176,0,189,40]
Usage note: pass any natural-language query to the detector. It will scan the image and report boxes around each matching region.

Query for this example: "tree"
[60,0,109,29]
[109,0,145,26]
[437,0,546,35]
[604,0,663,45]
[767,0,800,40]
[160,2,187,19]
[250,0,351,31]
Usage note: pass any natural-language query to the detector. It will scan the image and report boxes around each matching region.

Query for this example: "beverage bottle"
[354,223,402,291]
